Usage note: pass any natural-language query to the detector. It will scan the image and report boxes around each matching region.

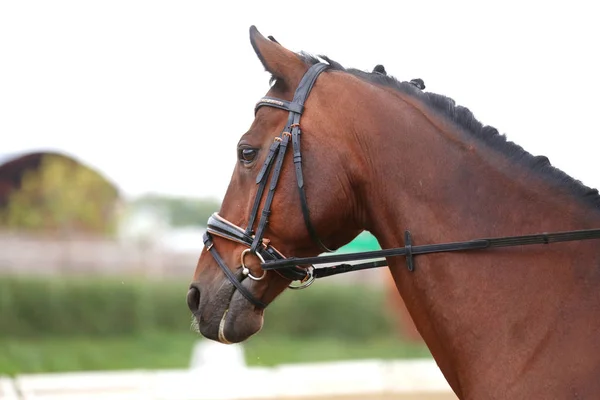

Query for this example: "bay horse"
[188,26,600,398]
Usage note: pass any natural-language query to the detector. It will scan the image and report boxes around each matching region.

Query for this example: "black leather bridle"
[202,61,600,310]
[202,63,332,309]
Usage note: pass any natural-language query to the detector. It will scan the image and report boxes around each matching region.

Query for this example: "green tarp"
[334,231,381,254]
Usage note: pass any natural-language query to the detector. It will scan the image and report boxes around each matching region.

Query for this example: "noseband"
[202,63,331,309]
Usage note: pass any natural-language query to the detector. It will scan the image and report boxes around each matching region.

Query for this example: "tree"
[0,155,119,235]
[130,195,221,227]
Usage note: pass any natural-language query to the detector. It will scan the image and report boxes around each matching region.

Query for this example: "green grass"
[245,336,432,366]
[0,331,432,376]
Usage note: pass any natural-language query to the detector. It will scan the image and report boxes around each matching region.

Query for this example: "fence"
[0,231,194,278]
[0,231,386,285]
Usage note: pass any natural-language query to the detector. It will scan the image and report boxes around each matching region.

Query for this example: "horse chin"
[219,290,264,343]
[197,283,264,344]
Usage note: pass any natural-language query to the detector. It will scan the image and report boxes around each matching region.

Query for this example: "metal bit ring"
[240,249,267,281]
[288,266,315,290]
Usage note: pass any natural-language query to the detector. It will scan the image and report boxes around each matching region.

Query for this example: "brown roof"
[0,151,120,208]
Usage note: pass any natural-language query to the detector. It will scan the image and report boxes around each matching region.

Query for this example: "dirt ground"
[306,396,456,400]
[249,392,458,400]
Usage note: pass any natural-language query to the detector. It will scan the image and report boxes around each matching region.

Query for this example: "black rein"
[261,228,600,278]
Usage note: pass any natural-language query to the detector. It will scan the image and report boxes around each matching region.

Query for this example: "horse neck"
[354,90,600,397]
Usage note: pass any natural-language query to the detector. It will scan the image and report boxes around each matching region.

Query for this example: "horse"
[188,26,600,398]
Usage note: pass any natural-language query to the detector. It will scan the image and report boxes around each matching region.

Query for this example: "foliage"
[0,276,430,375]
[0,155,119,234]
[0,276,397,341]
[130,194,220,227]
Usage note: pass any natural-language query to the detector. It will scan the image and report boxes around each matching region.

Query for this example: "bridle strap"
[206,214,310,282]
[288,63,333,252]
[291,113,333,253]
[203,233,267,309]
[252,62,333,253]
[255,96,304,115]
[245,140,280,236]
[250,132,291,253]
[207,214,257,247]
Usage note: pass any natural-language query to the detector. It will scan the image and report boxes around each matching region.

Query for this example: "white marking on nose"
[218,308,233,344]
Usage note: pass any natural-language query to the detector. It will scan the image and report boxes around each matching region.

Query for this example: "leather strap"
[203,233,267,309]
[286,63,333,252]
[250,132,291,253]
[261,228,600,272]
[203,63,332,308]
[245,140,281,236]
[290,116,333,253]
[255,96,304,115]
[206,214,309,282]
[252,63,334,253]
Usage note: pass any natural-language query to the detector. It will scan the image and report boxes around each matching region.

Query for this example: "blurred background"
[0,150,432,399]
[0,148,423,369]
[1,1,599,399]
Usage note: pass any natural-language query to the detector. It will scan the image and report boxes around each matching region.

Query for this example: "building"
[0,150,121,235]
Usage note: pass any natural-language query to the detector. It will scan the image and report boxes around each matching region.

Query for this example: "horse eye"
[239,148,258,163]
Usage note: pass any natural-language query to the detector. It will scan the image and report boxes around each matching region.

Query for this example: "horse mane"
[293,52,600,209]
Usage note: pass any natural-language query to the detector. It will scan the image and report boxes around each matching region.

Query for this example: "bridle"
[202,62,332,309]
[202,61,600,310]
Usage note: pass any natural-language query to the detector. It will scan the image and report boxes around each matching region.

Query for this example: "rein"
[261,228,600,278]
[204,60,600,309]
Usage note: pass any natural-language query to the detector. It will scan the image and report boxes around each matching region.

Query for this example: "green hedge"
[0,276,396,340]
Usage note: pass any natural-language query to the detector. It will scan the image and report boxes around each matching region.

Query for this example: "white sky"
[1,1,599,201]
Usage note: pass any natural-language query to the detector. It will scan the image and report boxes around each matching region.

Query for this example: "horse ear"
[249,25,306,84]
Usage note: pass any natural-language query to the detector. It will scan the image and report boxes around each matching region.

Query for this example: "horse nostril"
[187,285,201,314]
